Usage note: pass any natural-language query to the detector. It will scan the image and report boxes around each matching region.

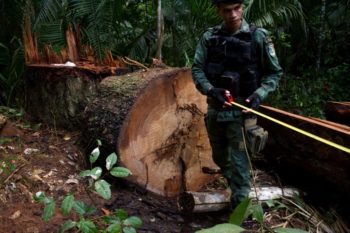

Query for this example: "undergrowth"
[266,63,349,118]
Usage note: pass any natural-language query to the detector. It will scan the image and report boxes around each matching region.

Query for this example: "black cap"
[212,0,243,5]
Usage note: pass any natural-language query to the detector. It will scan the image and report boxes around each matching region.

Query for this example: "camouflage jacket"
[192,19,283,109]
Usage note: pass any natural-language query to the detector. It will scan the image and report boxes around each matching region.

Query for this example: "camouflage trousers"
[205,108,251,205]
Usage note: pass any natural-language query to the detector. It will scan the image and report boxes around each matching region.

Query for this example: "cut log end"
[118,68,216,197]
[85,68,218,197]
[177,190,231,213]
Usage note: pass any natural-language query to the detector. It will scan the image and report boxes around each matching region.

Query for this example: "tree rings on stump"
[85,68,218,197]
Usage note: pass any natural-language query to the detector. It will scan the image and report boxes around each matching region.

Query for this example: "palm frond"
[245,0,306,33]
[34,0,63,30]
[0,43,10,66]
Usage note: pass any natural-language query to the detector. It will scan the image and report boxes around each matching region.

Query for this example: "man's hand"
[245,93,261,109]
[208,87,232,106]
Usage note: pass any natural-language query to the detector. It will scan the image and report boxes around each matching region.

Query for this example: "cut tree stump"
[25,64,128,128]
[84,68,218,197]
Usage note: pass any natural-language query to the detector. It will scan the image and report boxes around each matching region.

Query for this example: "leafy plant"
[34,191,142,233]
[0,40,25,106]
[0,157,17,184]
[34,141,141,233]
[196,223,244,233]
[0,106,24,119]
[267,63,350,118]
[196,198,309,233]
[80,141,132,200]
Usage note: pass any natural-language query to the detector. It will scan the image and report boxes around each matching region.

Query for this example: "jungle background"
[1,0,349,114]
[0,0,350,233]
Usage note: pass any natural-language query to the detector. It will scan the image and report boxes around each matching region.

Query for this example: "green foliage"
[0,0,349,115]
[199,198,309,232]
[80,141,132,200]
[195,223,244,233]
[274,228,308,233]
[229,198,252,225]
[94,179,111,200]
[0,157,17,175]
[33,192,56,223]
[250,203,264,224]
[0,106,24,119]
[267,63,350,118]
[59,220,77,233]
[61,194,75,216]
[34,140,141,232]
[0,40,25,106]
[245,0,306,31]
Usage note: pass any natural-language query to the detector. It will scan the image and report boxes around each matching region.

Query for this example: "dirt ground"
[0,116,349,233]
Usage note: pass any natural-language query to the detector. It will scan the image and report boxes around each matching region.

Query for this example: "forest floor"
[0,114,349,233]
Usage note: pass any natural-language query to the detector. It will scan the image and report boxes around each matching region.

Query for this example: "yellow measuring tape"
[231,102,350,154]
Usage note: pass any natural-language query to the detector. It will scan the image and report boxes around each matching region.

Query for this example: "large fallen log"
[259,105,350,195]
[325,101,350,126]
[84,68,218,197]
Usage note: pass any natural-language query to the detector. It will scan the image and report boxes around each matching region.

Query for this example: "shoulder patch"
[255,28,270,36]
[267,40,276,57]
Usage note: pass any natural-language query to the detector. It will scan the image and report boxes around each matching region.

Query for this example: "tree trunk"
[316,0,326,70]
[24,64,127,128]
[155,0,164,60]
[84,68,218,197]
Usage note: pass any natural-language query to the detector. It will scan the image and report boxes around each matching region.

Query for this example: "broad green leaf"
[123,226,136,233]
[229,198,251,225]
[97,139,102,146]
[123,216,143,229]
[250,204,264,224]
[85,206,97,215]
[59,220,77,233]
[110,167,132,178]
[77,220,98,233]
[104,216,119,224]
[274,201,288,209]
[89,147,100,164]
[115,208,128,220]
[33,191,45,202]
[94,179,111,200]
[106,152,117,170]
[61,194,75,216]
[274,228,308,233]
[43,197,53,205]
[90,167,102,180]
[265,199,275,208]
[79,169,92,177]
[195,223,244,233]
[106,222,122,233]
[43,199,55,223]
[73,201,87,216]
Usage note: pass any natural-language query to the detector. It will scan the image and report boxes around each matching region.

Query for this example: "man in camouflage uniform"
[192,0,283,206]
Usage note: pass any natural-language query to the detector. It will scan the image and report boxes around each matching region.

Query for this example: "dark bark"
[325,101,350,126]
[24,64,128,129]
[259,105,350,197]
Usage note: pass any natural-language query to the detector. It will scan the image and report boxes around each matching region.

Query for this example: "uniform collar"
[220,19,250,35]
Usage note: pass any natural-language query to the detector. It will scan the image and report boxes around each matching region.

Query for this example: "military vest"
[205,25,260,98]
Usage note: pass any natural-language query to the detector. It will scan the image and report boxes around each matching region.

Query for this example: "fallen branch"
[120,56,148,70]
[3,163,27,184]
[280,196,340,233]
